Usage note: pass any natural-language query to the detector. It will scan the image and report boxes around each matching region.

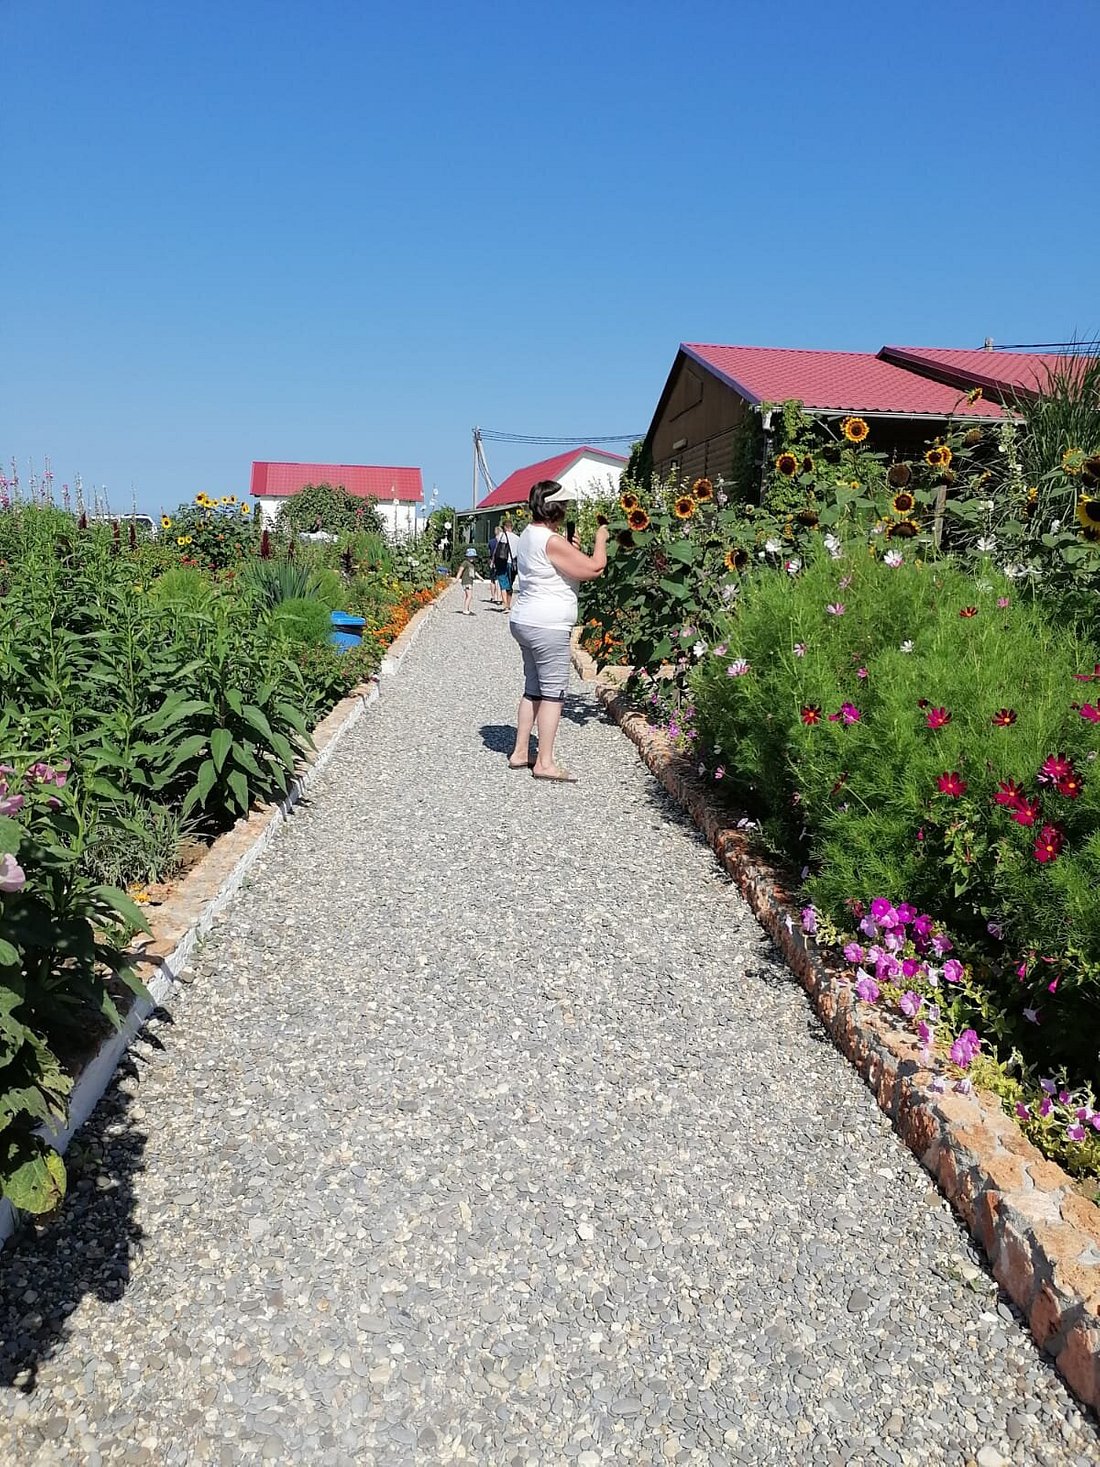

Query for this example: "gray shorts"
[509,620,571,702]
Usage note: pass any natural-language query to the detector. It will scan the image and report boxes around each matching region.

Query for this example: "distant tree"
[423,505,458,550]
[278,482,383,535]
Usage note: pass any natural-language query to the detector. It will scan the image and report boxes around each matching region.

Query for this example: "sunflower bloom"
[891,490,916,516]
[1076,497,1100,529]
[619,491,639,512]
[240,503,251,516]
[627,507,650,531]
[885,519,920,540]
[673,495,697,519]
[887,463,912,488]
[924,447,945,468]
[775,452,799,477]
[692,477,714,501]
[160,514,173,529]
[1063,447,1086,476]
[725,546,749,572]
[842,417,870,443]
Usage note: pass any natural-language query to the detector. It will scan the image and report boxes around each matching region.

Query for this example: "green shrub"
[689,540,1100,1089]
[267,597,333,647]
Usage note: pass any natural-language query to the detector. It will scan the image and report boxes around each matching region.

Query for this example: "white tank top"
[510,524,579,630]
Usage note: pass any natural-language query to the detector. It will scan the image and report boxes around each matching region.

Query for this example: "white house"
[471,445,627,533]
[249,461,423,538]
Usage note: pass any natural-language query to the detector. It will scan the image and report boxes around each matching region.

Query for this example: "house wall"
[557,456,625,502]
[647,356,751,486]
[253,496,420,539]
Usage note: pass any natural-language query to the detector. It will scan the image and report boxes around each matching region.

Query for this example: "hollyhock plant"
[0,853,26,893]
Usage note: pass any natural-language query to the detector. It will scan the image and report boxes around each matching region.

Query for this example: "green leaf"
[191,758,218,809]
[1,1138,66,1215]
[658,578,690,601]
[666,541,696,565]
[231,742,265,780]
[240,703,275,744]
[224,687,244,716]
[227,769,249,812]
[0,817,22,855]
[210,727,233,773]
[0,939,20,969]
[91,885,152,935]
[145,696,211,734]
[163,732,210,778]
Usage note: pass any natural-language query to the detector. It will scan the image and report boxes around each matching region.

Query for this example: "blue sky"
[3,0,1097,517]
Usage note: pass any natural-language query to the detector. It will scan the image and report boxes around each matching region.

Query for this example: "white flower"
[720,583,739,601]
[692,640,707,659]
[764,537,782,555]
[976,536,996,553]
[1051,519,1062,533]
[899,639,914,653]
[726,658,751,677]
[823,532,843,560]
[785,557,802,576]
[1002,563,1023,580]
[883,551,903,568]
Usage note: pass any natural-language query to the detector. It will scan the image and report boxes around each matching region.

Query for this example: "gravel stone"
[0,585,1096,1464]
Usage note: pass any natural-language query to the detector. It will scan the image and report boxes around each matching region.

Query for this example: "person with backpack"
[493,517,520,612]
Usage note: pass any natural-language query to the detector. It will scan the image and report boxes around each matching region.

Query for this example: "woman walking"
[508,481,609,782]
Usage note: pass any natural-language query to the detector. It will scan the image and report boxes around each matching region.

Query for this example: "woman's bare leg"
[532,699,565,775]
[510,696,539,766]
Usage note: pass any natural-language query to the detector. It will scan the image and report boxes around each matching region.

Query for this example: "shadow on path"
[0,1029,159,1393]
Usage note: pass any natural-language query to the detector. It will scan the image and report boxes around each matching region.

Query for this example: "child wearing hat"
[458,548,479,615]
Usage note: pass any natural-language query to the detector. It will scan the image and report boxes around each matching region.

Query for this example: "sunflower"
[775,451,799,477]
[796,507,820,527]
[891,490,916,516]
[964,427,984,447]
[887,463,912,489]
[801,455,814,474]
[176,534,193,547]
[924,447,945,468]
[619,491,639,512]
[1082,455,1100,488]
[692,477,714,501]
[160,514,173,529]
[1076,497,1100,529]
[615,528,634,550]
[885,518,920,540]
[226,494,238,505]
[240,502,251,516]
[1063,447,1086,476]
[627,507,650,531]
[842,417,870,443]
[966,386,983,403]
[939,445,953,467]
[1081,524,1100,544]
[195,492,211,507]
[724,546,749,572]
[673,495,697,519]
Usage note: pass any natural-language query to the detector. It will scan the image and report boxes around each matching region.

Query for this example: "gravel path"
[1,584,1096,1466]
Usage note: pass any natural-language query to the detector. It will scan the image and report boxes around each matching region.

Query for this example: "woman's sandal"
[531,769,578,783]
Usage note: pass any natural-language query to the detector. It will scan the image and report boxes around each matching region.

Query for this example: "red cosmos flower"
[959,606,979,618]
[1056,770,1085,799]
[991,708,1017,727]
[1079,703,1100,723]
[995,778,1026,808]
[1038,753,1074,785]
[1010,797,1042,827]
[926,706,952,730]
[801,705,822,725]
[937,771,967,796]
[1073,664,1100,682]
[1033,824,1065,864]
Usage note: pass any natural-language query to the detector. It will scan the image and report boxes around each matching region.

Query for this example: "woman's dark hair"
[529,480,566,525]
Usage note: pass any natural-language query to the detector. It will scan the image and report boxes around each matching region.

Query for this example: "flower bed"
[0,500,447,1214]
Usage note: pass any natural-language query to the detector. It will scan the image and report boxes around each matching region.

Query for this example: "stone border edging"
[571,641,1100,1411]
[0,594,441,1248]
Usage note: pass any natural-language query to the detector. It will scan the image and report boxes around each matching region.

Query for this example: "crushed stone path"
[0,584,1096,1466]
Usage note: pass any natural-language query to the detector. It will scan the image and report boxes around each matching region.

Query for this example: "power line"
[479,429,642,445]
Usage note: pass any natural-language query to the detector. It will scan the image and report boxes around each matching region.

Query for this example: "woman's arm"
[545,524,610,582]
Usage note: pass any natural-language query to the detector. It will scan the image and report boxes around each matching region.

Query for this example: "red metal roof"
[879,345,1087,400]
[682,343,1005,418]
[250,462,423,502]
[476,447,627,510]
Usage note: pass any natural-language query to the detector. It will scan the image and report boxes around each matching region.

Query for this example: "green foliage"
[267,597,333,647]
[277,483,384,536]
[689,541,1100,1093]
[81,797,191,888]
[163,496,257,569]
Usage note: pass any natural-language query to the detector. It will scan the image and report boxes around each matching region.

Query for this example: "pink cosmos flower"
[1079,703,1100,723]
[838,702,862,725]
[826,603,846,616]
[726,659,751,677]
[936,771,967,797]
[839,575,853,590]
[794,643,807,657]
[997,596,1010,608]
[926,706,952,730]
